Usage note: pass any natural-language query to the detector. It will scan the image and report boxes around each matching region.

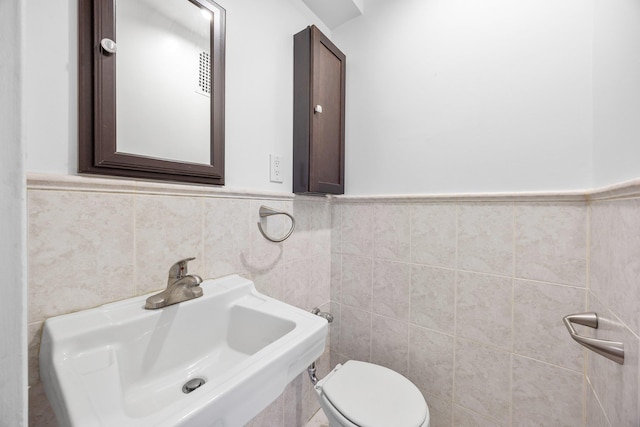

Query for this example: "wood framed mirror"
[79,0,225,185]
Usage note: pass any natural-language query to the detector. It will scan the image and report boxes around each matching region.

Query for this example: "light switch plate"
[270,154,283,183]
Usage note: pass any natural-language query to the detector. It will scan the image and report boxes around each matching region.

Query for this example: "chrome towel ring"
[257,205,295,243]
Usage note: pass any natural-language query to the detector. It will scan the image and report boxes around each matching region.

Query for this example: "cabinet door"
[293,25,345,195]
[309,27,346,194]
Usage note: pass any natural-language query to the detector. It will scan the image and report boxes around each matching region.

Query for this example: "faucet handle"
[168,257,196,282]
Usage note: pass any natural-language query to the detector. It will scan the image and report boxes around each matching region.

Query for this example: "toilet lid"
[321,361,428,427]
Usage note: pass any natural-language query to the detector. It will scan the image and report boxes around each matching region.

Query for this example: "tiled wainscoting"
[26,175,332,427]
[588,196,640,427]
[27,174,640,427]
[330,188,640,426]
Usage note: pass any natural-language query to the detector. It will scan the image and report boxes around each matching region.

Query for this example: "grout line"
[451,202,459,427]
[585,202,591,303]
[512,202,516,280]
[510,202,515,427]
[513,353,587,375]
[582,368,587,427]
[339,203,343,262]
[438,331,587,375]
[451,270,458,427]
[407,273,413,377]
[454,404,506,426]
[340,251,591,291]
[583,201,591,424]
[509,352,513,426]
[201,198,206,278]
[369,253,374,363]
[588,290,640,341]
[508,203,518,426]
[132,194,138,296]
[585,376,614,427]
[455,202,460,271]
[408,204,414,376]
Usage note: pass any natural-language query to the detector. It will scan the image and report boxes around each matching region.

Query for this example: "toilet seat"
[317,361,428,427]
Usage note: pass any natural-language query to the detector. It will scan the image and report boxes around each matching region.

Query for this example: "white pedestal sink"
[39,275,328,426]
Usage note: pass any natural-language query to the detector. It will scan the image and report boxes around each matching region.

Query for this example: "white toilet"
[313,360,430,427]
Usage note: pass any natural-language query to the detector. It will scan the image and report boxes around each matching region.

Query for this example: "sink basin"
[39,275,328,426]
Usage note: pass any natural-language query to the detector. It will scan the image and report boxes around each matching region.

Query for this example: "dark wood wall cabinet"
[293,25,346,195]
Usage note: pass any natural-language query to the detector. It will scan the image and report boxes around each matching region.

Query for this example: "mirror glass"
[116,0,211,164]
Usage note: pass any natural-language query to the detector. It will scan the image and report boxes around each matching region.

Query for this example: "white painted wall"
[592,0,640,187]
[25,0,640,195]
[333,0,594,195]
[23,0,328,192]
[23,0,77,177]
[0,0,27,424]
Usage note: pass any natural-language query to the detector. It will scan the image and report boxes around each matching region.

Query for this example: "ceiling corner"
[301,0,364,30]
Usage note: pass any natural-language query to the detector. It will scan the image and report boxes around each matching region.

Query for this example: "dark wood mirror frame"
[78,0,225,185]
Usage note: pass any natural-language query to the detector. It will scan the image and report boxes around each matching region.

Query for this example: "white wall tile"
[454,339,511,425]
[285,201,314,263]
[308,255,331,309]
[411,203,457,268]
[586,383,611,427]
[331,203,342,254]
[203,198,251,279]
[512,356,583,427]
[28,382,57,427]
[252,263,286,302]
[458,203,513,276]
[456,272,513,350]
[341,204,373,256]
[513,279,585,371]
[372,259,410,321]
[284,372,319,427]
[410,265,456,335]
[246,394,284,427]
[341,254,372,310]
[28,190,135,322]
[454,405,505,427]
[408,325,454,402]
[587,293,639,427]
[310,200,332,258]
[284,260,310,310]
[590,198,640,335]
[424,395,452,427]
[371,315,408,375]
[515,202,587,287]
[373,204,411,261]
[329,302,342,361]
[337,305,371,362]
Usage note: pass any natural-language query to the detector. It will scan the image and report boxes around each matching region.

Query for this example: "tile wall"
[27,175,640,427]
[588,195,640,427]
[26,176,332,427]
[330,199,591,426]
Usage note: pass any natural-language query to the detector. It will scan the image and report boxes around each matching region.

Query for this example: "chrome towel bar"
[563,312,624,365]
[257,205,296,243]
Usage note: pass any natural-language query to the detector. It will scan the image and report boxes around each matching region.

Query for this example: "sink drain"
[182,377,206,394]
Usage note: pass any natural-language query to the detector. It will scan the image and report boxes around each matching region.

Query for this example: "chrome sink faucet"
[145,257,203,309]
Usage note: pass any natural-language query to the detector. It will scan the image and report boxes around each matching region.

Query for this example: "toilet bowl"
[313,360,430,427]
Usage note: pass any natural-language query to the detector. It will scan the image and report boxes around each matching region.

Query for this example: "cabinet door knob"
[314,105,323,114]
[100,38,117,54]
